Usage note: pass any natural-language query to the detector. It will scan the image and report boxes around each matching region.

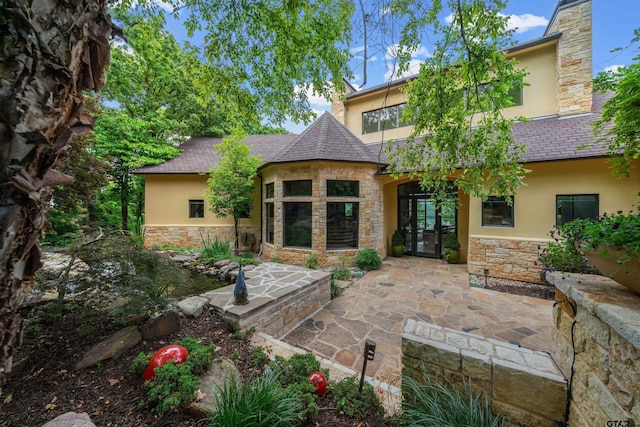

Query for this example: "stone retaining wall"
[402,319,567,426]
[144,225,259,252]
[547,272,640,425]
[468,237,547,284]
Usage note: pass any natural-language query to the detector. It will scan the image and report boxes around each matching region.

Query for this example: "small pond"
[169,269,227,298]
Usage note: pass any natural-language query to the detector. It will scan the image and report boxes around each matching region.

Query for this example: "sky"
[161,0,640,134]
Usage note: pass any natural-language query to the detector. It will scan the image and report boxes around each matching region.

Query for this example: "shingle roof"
[369,92,611,167]
[261,112,385,168]
[134,134,298,174]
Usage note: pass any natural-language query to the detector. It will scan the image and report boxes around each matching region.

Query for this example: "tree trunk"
[0,0,112,394]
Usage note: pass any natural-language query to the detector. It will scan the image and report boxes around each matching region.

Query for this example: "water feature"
[169,268,227,298]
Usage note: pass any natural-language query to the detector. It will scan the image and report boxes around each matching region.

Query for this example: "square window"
[189,200,205,218]
[482,196,514,227]
[362,110,380,134]
[265,183,274,199]
[284,180,312,197]
[284,202,312,247]
[327,180,359,197]
[556,195,598,226]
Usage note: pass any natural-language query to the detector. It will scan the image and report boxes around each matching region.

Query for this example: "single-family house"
[136,0,639,287]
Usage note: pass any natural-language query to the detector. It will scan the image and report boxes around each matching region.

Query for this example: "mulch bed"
[0,307,387,426]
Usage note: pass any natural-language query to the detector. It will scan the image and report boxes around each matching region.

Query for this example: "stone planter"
[580,244,640,294]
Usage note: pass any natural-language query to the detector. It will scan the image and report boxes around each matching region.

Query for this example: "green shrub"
[268,353,328,386]
[401,374,508,426]
[331,375,384,419]
[250,346,269,366]
[132,336,217,413]
[207,369,305,426]
[305,253,319,269]
[355,248,382,271]
[538,225,599,274]
[332,267,351,280]
[391,229,404,246]
[201,232,232,260]
[330,279,342,299]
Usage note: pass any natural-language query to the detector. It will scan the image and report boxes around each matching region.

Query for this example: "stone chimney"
[545,0,592,114]
[330,90,346,125]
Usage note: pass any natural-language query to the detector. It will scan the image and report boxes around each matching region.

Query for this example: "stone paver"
[282,257,554,385]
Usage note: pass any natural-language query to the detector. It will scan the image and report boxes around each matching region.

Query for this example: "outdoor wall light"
[359,339,376,394]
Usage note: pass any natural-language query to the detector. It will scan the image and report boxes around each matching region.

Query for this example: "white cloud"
[604,64,625,73]
[295,84,332,107]
[445,12,547,34]
[383,44,429,81]
[500,13,548,34]
[350,46,366,55]
[112,39,135,55]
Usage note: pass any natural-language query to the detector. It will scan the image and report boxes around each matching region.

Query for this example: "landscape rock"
[221,262,240,275]
[186,357,240,419]
[42,411,96,426]
[213,259,230,268]
[155,250,176,259]
[171,255,193,263]
[177,296,209,318]
[142,310,181,339]
[75,326,141,370]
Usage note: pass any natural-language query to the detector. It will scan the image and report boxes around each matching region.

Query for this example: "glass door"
[398,182,457,258]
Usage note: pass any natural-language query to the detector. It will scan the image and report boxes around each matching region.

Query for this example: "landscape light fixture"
[359,339,376,395]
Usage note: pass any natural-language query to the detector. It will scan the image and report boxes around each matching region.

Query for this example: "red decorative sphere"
[307,371,328,396]
[143,345,189,381]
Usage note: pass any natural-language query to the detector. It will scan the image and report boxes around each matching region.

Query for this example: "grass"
[401,374,508,427]
[207,370,304,427]
[200,232,232,260]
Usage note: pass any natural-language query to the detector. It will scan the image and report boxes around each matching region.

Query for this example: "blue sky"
[160,1,639,133]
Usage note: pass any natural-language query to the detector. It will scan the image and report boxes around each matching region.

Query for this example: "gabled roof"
[370,92,611,167]
[260,112,385,169]
[134,134,298,174]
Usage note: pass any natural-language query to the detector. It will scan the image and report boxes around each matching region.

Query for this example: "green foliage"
[305,253,320,269]
[330,278,342,299]
[592,32,640,177]
[206,132,263,248]
[444,233,461,251]
[207,369,305,427]
[355,248,382,271]
[146,361,199,413]
[250,346,269,367]
[332,267,351,281]
[401,374,507,426]
[268,353,328,387]
[388,0,530,202]
[270,258,283,263]
[331,375,384,420]
[391,229,404,246]
[539,232,595,275]
[134,336,217,413]
[201,232,233,260]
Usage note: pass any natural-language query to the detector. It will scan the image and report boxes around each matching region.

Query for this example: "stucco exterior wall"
[260,161,385,265]
[468,158,640,283]
[143,174,260,248]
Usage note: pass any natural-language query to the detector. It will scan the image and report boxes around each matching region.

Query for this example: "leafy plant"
[131,351,152,376]
[332,267,351,281]
[331,375,384,419]
[268,353,328,386]
[573,210,640,261]
[401,374,507,427]
[207,369,304,427]
[305,253,320,269]
[355,248,382,271]
[250,346,269,366]
[392,229,404,246]
[538,226,596,274]
[330,278,342,299]
[201,232,232,260]
[173,337,216,374]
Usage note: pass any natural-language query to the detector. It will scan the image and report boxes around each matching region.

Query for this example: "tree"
[206,132,263,249]
[387,0,529,202]
[592,29,640,177]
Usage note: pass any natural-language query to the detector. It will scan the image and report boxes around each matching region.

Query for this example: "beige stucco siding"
[468,158,640,241]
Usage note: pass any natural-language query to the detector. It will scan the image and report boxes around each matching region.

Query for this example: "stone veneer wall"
[402,319,567,426]
[546,272,640,425]
[261,162,385,265]
[468,237,547,284]
[144,225,259,252]
[331,91,346,125]
[546,0,592,115]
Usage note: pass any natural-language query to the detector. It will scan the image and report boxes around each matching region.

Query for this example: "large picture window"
[284,180,312,197]
[327,203,358,249]
[482,196,514,227]
[266,203,275,244]
[284,202,312,247]
[189,200,204,218]
[556,195,598,226]
[362,103,413,134]
[265,182,274,199]
[327,180,359,197]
